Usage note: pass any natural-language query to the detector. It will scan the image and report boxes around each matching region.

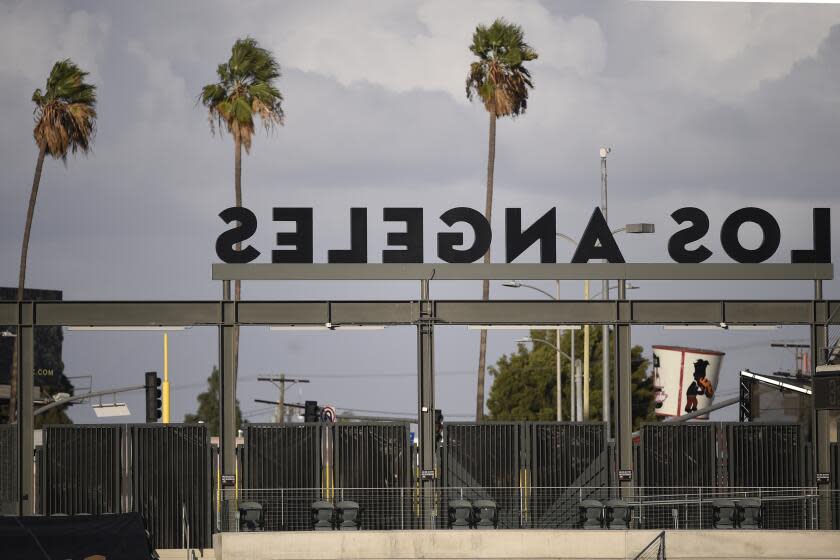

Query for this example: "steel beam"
[213,262,833,281]
[2,299,837,327]
[16,321,34,515]
[812,280,831,528]
[417,281,435,529]
[615,281,633,497]
[219,282,237,493]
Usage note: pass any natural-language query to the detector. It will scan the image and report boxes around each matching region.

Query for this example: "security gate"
[38,424,212,548]
[132,425,211,548]
[41,425,122,515]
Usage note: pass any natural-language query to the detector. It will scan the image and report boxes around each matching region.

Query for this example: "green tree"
[184,366,244,436]
[9,60,96,423]
[487,329,657,430]
[466,19,537,420]
[200,38,284,389]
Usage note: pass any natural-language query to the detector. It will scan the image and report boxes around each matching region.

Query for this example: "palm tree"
[200,37,284,384]
[8,59,97,423]
[466,19,537,421]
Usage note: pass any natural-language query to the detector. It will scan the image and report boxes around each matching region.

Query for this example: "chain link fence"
[219,486,828,532]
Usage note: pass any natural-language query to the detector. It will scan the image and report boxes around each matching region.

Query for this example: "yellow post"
[583,281,590,420]
[162,332,170,424]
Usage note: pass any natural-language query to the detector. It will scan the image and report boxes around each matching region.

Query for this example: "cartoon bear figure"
[684,358,713,413]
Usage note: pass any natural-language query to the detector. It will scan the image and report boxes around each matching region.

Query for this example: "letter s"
[216,207,261,263]
[668,207,712,263]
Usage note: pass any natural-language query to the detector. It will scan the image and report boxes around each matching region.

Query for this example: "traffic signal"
[435,409,444,446]
[304,400,319,423]
[145,371,162,423]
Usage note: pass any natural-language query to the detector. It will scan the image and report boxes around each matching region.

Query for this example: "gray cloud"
[1,0,838,424]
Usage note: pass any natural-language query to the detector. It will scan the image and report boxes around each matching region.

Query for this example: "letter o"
[720,207,780,263]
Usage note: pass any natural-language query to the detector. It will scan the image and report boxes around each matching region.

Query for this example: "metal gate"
[639,423,716,529]
[333,423,413,530]
[0,425,17,515]
[243,424,321,531]
[443,422,521,528]
[830,442,839,530]
[132,425,211,549]
[41,425,122,515]
[527,422,608,528]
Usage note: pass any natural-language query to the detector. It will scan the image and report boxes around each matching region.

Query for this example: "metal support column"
[812,279,831,527]
[615,280,633,497]
[417,280,436,529]
[219,280,237,491]
[16,310,34,516]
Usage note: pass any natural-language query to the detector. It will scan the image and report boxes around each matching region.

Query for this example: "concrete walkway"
[213,529,840,560]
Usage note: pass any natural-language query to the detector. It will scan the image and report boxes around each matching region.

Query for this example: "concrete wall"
[214,530,840,560]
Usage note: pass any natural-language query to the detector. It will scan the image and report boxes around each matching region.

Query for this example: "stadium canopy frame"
[3,262,836,527]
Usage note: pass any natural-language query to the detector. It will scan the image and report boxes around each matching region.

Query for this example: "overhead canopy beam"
[212,263,833,281]
[1,299,836,326]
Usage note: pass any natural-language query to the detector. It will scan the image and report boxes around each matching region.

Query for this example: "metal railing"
[218,486,826,532]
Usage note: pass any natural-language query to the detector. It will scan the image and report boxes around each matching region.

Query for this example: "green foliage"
[184,366,244,436]
[487,328,657,430]
[466,18,538,117]
[200,37,284,151]
[32,59,97,160]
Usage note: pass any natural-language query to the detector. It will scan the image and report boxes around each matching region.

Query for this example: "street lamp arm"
[526,337,573,362]
[34,384,145,416]
[556,233,579,246]
[516,282,557,300]
[611,226,626,235]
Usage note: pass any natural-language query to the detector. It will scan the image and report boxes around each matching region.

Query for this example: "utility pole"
[257,376,310,424]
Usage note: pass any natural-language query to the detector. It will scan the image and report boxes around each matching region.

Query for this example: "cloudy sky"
[1,0,839,425]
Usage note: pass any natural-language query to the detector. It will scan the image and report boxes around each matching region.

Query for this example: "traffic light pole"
[417,279,436,529]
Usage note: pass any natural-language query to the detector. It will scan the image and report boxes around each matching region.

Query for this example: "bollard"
[311,501,335,531]
[579,499,604,529]
[336,501,361,530]
[737,499,762,529]
[238,502,263,532]
[472,499,498,530]
[712,499,737,529]
[604,499,632,529]
[447,499,473,529]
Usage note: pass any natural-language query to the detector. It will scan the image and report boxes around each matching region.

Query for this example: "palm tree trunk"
[233,136,242,388]
[476,111,497,421]
[9,146,46,423]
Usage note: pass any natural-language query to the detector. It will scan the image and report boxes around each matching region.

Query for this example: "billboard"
[651,345,725,418]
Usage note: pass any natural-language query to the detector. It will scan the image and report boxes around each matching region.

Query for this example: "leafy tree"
[184,366,244,436]
[466,19,537,420]
[9,60,96,422]
[487,328,657,430]
[200,38,284,390]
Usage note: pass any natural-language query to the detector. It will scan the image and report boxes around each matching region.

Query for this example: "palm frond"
[465,19,538,117]
[199,36,284,143]
[32,59,97,160]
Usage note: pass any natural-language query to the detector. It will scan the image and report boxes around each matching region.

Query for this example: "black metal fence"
[37,424,212,549]
[132,425,212,549]
[41,425,122,516]
[0,424,18,515]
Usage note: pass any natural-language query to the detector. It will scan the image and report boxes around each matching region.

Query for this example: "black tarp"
[0,512,154,560]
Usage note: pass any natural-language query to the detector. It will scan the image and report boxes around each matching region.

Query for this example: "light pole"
[503,281,570,422]
[599,146,655,438]
[519,337,582,421]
